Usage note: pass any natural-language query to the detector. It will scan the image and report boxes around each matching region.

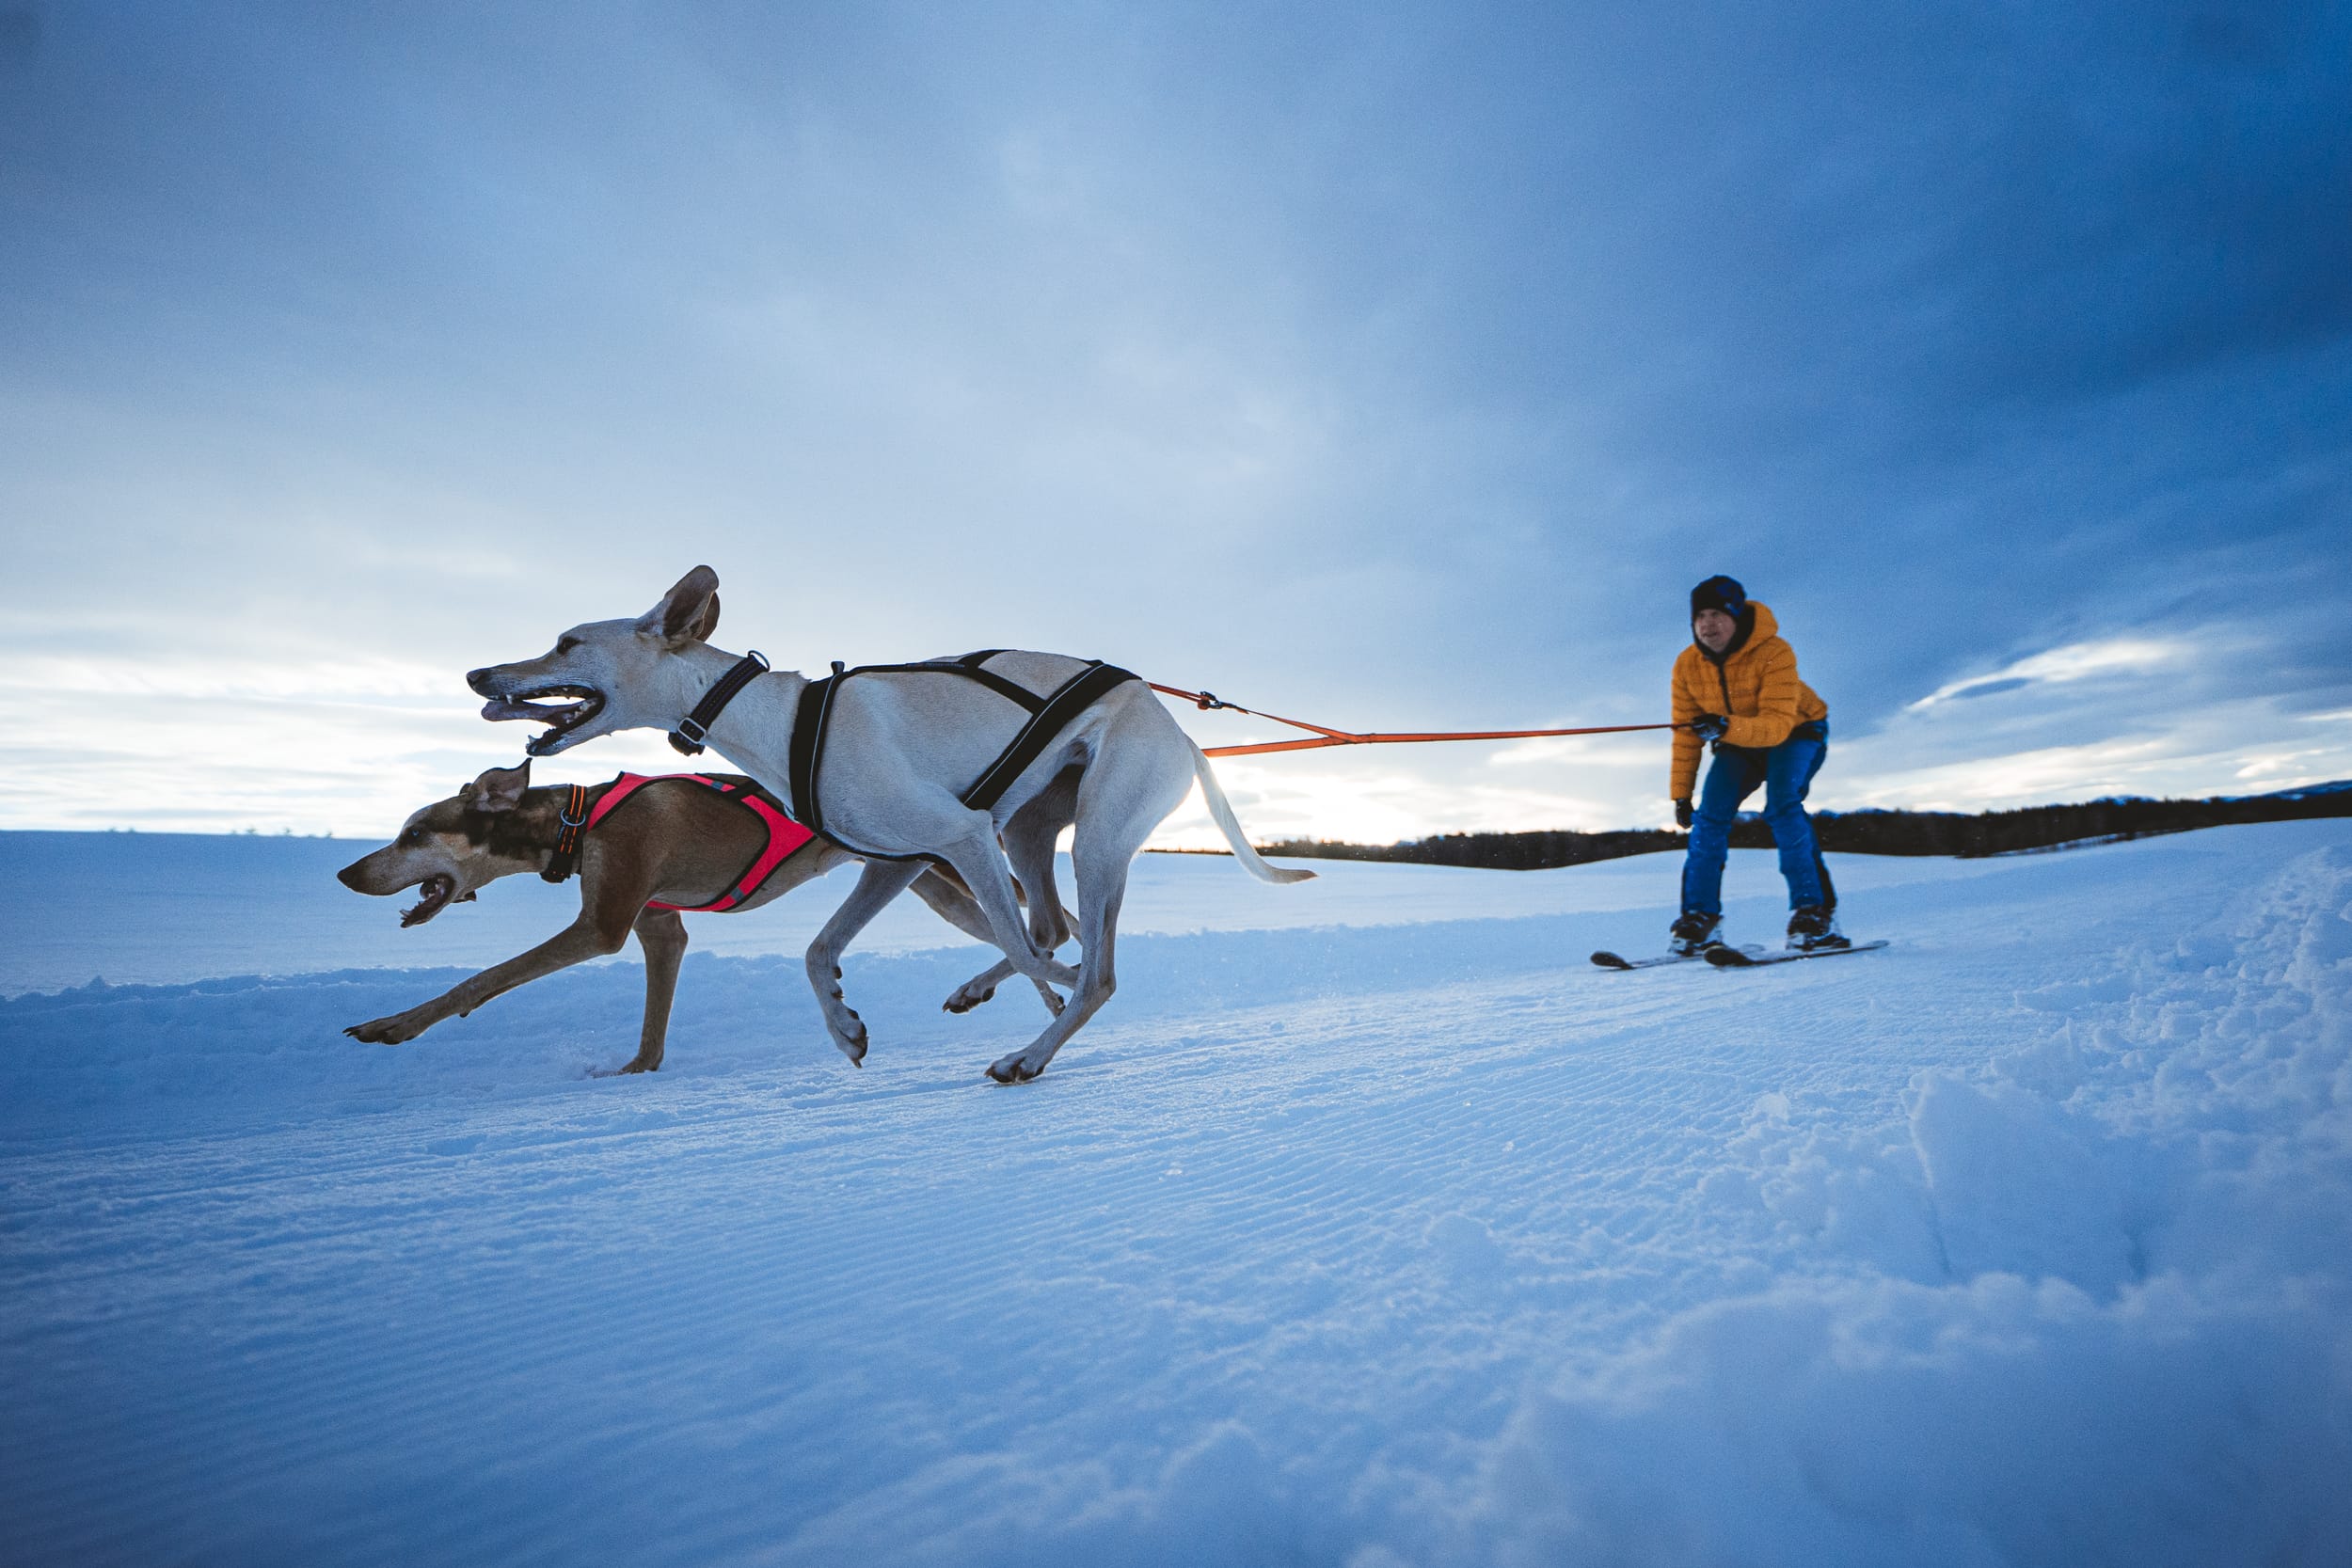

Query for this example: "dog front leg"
[617,908,689,1074]
[343,917,628,1044]
[804,859,927,1066]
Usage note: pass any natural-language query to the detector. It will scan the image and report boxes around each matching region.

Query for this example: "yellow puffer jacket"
[1669,600,1828,800]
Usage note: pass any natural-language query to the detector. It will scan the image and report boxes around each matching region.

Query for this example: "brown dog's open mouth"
[401,874,458,927]
[482,686,605,755]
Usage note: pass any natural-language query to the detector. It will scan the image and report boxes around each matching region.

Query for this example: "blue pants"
[1681,720,1832,918]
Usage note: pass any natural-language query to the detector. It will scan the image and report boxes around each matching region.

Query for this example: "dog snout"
[336,859,371,892]
[466,667,500,696]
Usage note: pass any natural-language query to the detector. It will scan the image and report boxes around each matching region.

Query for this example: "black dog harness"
[790,651,1138,855]
[656,647,1136,854]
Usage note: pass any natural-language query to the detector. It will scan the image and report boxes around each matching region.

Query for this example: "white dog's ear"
[469,761,531,814]
[641,565,721,647]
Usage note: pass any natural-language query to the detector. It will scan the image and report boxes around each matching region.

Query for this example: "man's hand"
[1674,799,1693,830]
[1690,713,1729,744]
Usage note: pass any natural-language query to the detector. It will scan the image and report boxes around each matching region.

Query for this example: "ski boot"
[1787,904,1851,952]
[1668,910,1724,958]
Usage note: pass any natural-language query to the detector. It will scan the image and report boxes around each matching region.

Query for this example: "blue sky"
[2,0,2347,843]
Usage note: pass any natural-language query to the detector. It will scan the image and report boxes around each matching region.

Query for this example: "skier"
[1667,575,1845,955]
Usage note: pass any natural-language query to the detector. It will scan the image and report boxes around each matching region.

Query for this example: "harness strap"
[834,652,1045,715]
[565,771,815,912]
[960,661,1136,812]
[787,653,1138,851]
[540,784,592,883]
[651,787,809,912]
[669,650,771,755]
[787,662,845,836]
[582,771,667,834]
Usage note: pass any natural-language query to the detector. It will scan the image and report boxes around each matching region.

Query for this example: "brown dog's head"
[464,566,723,757]
[336,762,542,925]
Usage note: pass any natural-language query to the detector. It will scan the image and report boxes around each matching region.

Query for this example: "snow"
[4,823,2349,1565]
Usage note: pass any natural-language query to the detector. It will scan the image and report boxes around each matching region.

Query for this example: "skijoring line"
[1145,681,1687,758]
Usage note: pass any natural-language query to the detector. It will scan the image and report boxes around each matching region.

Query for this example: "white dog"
[468,566,1311,1083]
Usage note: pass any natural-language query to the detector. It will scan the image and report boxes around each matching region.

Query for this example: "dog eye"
[556,636,581,655]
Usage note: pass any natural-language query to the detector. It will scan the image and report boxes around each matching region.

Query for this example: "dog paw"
[985,1053,1042,1085]
[942,983,996,1014]
[346,1015,420,1045]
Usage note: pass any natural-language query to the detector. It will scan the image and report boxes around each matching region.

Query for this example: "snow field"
[3,824,2348,1565]
[0,828,2027,996]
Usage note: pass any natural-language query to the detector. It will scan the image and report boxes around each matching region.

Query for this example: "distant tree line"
[1246,785,2352,872]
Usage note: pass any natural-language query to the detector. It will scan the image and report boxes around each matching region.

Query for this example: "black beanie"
[1690,575,1747,619]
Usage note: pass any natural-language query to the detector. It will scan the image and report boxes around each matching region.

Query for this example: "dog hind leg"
[1001,767,1079,952]
[986,721,1190,1084]
[905,875,1060,1018]
[935,768,1079,1015]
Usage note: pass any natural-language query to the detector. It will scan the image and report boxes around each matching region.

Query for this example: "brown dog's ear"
[641,565,721,647]
[468,761,531,814]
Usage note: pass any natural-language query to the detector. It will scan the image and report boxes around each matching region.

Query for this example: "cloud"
[1,1,2347,835]
[1905,637,2192,712]
[1831,699,2352,812]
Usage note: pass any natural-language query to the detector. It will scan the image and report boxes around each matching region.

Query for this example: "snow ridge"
[1445,840,2352,1566]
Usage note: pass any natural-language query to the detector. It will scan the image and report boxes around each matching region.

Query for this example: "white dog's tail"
[1187,742,1317,884]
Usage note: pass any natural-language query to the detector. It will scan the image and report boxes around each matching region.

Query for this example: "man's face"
[1693,607,1737,653]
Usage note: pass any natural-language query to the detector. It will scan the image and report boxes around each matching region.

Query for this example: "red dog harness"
[579,772,814,912]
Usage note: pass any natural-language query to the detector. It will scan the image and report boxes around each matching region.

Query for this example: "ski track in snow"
[3,826,2349,1565]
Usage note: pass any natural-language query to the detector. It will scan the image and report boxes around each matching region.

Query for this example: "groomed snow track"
[3,824,2349,1566]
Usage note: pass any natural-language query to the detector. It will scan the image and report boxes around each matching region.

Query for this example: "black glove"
[1690,713,1729,744]
[1674,799,1692,830]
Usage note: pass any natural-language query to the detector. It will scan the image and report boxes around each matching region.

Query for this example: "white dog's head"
[467,566,722,757]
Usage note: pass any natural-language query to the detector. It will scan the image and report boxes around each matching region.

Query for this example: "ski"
[1704,940,1888,968]
[1591,945,1761,971]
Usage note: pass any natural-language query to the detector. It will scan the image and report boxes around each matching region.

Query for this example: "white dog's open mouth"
[482,686,606,754]
[400,874,458,927]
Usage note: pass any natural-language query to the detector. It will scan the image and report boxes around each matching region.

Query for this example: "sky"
[2,0,2347,846]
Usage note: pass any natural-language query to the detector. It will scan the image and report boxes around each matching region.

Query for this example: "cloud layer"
[2,1,2346,835]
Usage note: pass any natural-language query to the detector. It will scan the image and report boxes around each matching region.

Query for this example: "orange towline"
[1147,682,1684,759]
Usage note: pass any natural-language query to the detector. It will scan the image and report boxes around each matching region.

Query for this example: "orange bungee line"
[1146,682,1686,759]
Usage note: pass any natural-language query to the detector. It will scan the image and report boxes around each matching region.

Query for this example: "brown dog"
[337,761,1049,1074]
